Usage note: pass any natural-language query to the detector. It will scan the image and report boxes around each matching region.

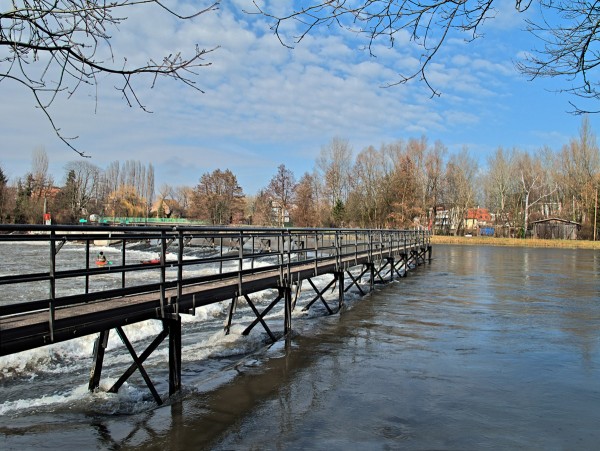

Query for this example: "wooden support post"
[167,315,182,397]
[337,271,345,310]
[88,329,110,392]
[284,285,292,335]
[428,245,433,263]
[224,296,238,335]
[388,257,394,282]
[369,262,375,291]
[291,281,302,311]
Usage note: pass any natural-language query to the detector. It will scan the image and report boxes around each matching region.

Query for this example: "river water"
[1,244,599,450]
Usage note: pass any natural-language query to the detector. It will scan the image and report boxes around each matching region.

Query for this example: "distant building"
[531,218,580,240]
[270,199,290,227]
[433,206,454,235]
[465,208,491,232]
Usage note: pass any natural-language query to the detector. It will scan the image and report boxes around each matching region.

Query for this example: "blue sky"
[2,1,598,195]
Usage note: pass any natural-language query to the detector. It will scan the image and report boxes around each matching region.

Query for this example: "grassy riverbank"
[430,235,600,250]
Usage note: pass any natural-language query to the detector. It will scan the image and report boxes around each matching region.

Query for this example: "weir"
[0,224,432,405]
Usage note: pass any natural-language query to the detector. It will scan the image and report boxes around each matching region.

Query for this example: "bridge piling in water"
[0,225,432,405]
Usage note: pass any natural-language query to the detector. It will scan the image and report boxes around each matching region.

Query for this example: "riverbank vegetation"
[0,118,599,242]
[430,235,600,249]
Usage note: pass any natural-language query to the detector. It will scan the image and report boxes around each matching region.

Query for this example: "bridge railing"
[0,225,430,335]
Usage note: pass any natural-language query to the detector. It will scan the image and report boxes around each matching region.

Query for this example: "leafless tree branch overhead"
[256,1,600,112]
[1,1,219,155]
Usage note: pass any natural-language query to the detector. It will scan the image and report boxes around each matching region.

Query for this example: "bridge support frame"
[87,315,182,405]
[223,283,294,343]
[302,276,337,314]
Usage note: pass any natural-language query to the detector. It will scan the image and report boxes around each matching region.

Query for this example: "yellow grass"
[430,235,600,250]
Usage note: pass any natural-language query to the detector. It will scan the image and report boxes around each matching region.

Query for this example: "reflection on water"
[205,245,600,450]
[2,244,600,450]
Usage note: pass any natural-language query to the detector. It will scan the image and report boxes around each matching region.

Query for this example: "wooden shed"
[531,218,581,240]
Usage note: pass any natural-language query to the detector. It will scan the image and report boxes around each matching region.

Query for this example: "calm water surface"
[1,244,599,450]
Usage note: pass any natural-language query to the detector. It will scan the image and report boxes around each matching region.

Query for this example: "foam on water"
[1,239,361,417]
[0,379,156,416]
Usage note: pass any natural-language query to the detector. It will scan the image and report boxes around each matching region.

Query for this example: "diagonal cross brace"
[108,326,168,405]
[241,293,280,341]
[373,259,390,283]
[394,255,408,278]
[344,268,366,296]
[302,277,336,314]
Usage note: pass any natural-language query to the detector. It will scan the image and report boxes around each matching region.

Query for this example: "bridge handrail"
[0,225,430,322]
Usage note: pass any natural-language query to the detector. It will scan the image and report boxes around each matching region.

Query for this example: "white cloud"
[1,0,594,196]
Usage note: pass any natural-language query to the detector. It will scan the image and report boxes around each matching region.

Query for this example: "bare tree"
[349,145,386,227]
[517,2,600,113]
[2,1,218,155]
[316,137,353,209]
[192,169,245,225]
[292,173,318,227]
[173,186,194,218]
[63,160,101,217]
[555,116,600,225]
[31,147,51,198]
[515,147,557,235]
[485,147,518,227]
[388,151,423,228]
[155,184,173,218]
[423,141,447,231]
[257,1,600,110]
[267,164,296,227]
[248,190,275,226]
[443,148,478,235]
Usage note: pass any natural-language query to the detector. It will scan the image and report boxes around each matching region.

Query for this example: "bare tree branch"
[251,1,504,97]
[252,1,600,112]
[1,1,220,154]
[517,1,600,113]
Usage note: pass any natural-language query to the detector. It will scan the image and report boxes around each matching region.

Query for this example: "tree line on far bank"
[1,117,599,240]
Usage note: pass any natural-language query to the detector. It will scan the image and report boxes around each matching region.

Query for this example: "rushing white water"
[0,241,360,418]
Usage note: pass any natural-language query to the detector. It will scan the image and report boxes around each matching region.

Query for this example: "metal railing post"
[314,230,319,276]
[238,230,244,296]
[85,239,90,294]
[48,231,56,342]
[286,228,292,284]
[219,234,224,274]
[177,229,184,314]
[160,230,167,317]
[335,230,341,272]
[278,229,285,284]
[121,237,126,289]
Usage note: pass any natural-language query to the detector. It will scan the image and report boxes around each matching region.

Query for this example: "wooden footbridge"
[0,224,431,405]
